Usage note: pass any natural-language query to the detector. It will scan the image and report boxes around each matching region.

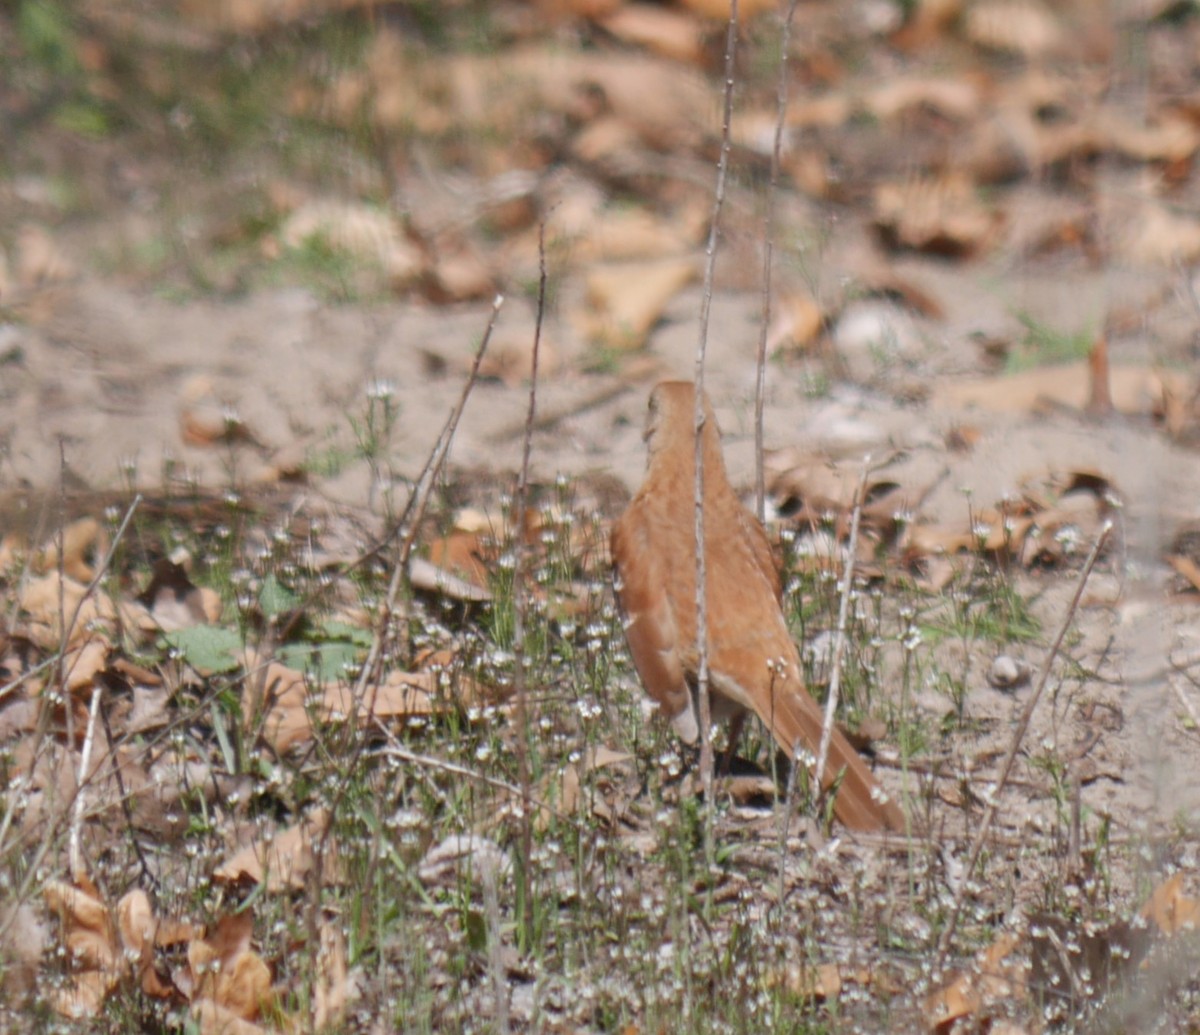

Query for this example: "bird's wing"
[610,505,698,743]
[736,504,784,603]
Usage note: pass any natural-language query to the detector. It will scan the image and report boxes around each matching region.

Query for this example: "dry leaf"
[964,0,1062,57]
[280,199,421,287]
[423,240,493,303]
[419,834,511,885]
[34,517,105,582]
[771,961,843,1001]
[408,556,493,603]
[477,334,560,387]
[16,223,74,290]
[62,638,109,694]
[924,932,1024,1031]
[190,1000,269,1035]
[580,258,697,350]
[139,558,222,630]
[1167,554,1200,594]
[933,362,1192,416]
[214,808,337,891]
[764,293,825,353]
[428,530,493,591]
[1119,201,1200,265]
[875,175,1002,257]
[1139,873,1200,936]
[675,0,778,20]
[599,4,705,64]
[312,920,351,1030]
[864,76,983,122]
[0,902,47,1005]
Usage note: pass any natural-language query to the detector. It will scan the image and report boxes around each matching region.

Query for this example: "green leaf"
[163,625,243,675]
[259,573,299,617]
[279,640,361,683]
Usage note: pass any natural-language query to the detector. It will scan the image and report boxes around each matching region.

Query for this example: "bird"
[610,380,905,832]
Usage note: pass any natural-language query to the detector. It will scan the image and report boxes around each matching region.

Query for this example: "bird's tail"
[762,683,906,833]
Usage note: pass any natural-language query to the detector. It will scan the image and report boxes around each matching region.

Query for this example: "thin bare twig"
[936,521,1112,967]
[754,0,801,523]
[0,493,142,941]
[814,462,869,800]
[353,294,503,700]
[69,681,104,882]
[693,0,739,878]
[510,225,547,949]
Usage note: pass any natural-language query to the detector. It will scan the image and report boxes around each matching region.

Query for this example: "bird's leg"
[718,710,746,776]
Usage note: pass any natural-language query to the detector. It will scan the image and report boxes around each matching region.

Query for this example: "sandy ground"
[3,239,1200,846]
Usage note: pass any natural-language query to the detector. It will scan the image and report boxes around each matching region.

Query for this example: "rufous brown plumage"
[611,381,904,832]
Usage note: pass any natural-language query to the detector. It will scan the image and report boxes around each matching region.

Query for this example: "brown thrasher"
[611,381,904,832]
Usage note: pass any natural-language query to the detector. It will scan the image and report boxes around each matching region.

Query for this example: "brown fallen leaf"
[675,0,778,20]
[312,920,351,1031]
[599,4,705,64]
[579,257,697,350]
[18,573,155,649]
[250,655,459,753]
[214,808,337,892]
[924,932,1024,1032]
[933,362,1192,417]
[770,961,843,1001]
[279,198,421,288]
[1167,554,1200,594]
[34,517,106,582]
[875,175,1002,258]
[764,293,825,354]
[44,878,195,1017]
[964,0,1062,57]
[61,638,109,694]
[537,745,634,829]
[0,902,47,1006]
[1140,872,1200,936]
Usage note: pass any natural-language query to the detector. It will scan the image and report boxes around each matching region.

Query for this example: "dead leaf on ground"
[476,333,560,387]
[765,452,910,541]
[33,517,106,582]
[598,4,705,64]
[537,745,634,829]
[1140,872,1200,936]
[44,878,197,1018]
[579,257,697,350]
[769,961,844,1001]
[764,293,825,354]
[18,573,155,649]
[312,919,351,1031]
[418,833,511,885]
[16,223,75,290]
[674,0,778,22]
[924,932,1024,1032]
[964,0,1063,57]
[279,198,421,288]
[0,902,47,1006]
[214,808,337,892]
[875,175,1003,257]
[408,556,493,603]
[1118,201,1200,266]
[250,654,472,753]
[864,76,984,123]
[932,362,1192,417]
[61,638,109,694]
[179,376,265,451]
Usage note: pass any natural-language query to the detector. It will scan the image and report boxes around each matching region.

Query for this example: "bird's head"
[644,381,720,460]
